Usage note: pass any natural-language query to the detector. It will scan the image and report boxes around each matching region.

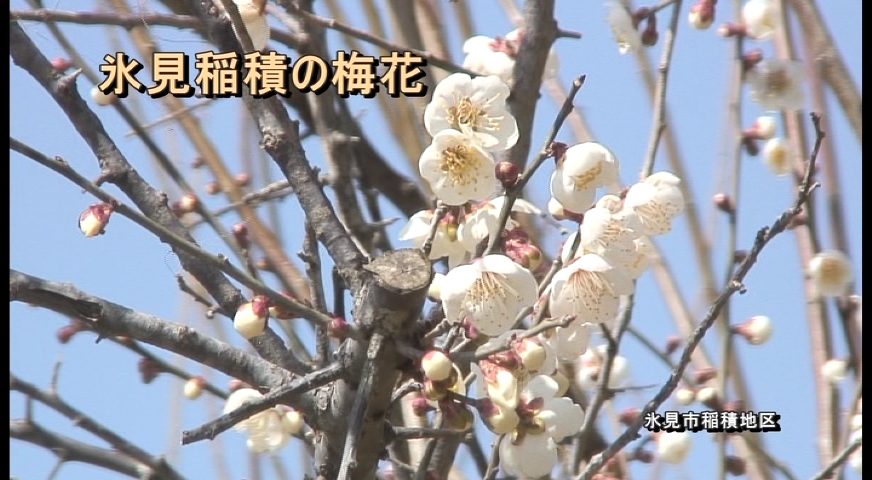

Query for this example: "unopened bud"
[733,250,748,264]
[174,193,200,216]
[233,296,270,339]
[78,203,114,237]
[725,455,746,476]
[731,315,772,345]
[752,116,778,140]
[688,1,715,29]
[281,408,305,435]
[477,398,520,434]
[513,337,546,372]
[693,367,717,385]
[632,449,655,463]
[205,181,222,195]
[696,386,721,409]
[641,17,659,46]
[138,357,161,384]
[742,135,760,156]
[675,387,696,406]
[421,350,453,382]
[548,141,568,162]
[718,22,746,37]
[713,193,734,215]
[495,161,519,189]
[191,157,205,169]
[742,49,764,71]
[235,172,251,187]
[664,336,682,355]
[328,317,348,338]
[618,407,641,426]
[228,379,249,392]
[56,325,81,344]
[255,256,272,271]
[183,376,206,399]
[51,57,74,72]
[411,396,435,416]
[232,223,250,249]
[91,86,118,106]
[821,358,849,385]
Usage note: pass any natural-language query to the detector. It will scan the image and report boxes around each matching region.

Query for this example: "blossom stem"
[484,75,586,256]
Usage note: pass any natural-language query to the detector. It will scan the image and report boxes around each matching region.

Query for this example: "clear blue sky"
[11,1,862,479]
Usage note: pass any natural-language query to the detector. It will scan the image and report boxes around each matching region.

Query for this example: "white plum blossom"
[808,250,853,296]
[472,360,520,410]
[549,253,635,327]
[223,388,291,454]
[419,130,497,206]
[505,29,561,80]
[499,375,585,478]
[762,137,794,176]
[462,36,516,84]
[742,0,779,40]
[657,430,693,463]
[544,320,593,361]
[746,59,805,111]
[753,115,779,139]
[605,1,642,54]
[424,73,519,151]
[575,345,631,389]
[579,198,643,266]
[622,172,685,235]
[550,142,620,213]
[441,254,539,336]
[462,30,560,86]
[399,209,468,267]
[457,196,540,253]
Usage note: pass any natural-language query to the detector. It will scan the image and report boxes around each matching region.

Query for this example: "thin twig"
[577,113,825,480]
[809,435,862,480]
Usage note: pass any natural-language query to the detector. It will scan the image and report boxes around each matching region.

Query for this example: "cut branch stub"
[316,249,432,479]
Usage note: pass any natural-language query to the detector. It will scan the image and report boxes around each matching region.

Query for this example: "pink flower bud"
[232,223,250,249]
[328,317,348,338]
[138,357,161,384]
[618,407,641,426]
[78,203,114,237]
[51,57,74,72]
[411,396,435,416]
[495,161,519,189]
[688,1,715,30]
[205,181,222,195]
[184,376,206,399]
[713,193,734,215]
[421,350,453,382]
[235,172,251,187]
[692,367,717,385]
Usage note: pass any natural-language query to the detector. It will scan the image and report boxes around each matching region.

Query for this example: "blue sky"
[10,1,862,479]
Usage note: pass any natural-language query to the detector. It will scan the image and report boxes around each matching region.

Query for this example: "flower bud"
[675,388,696,406]
[809,250,853,297]
[56,324,82,344]
[228,379,249,391]
[742,48,764,71]
[713,193,734,215]
[718,22,746,38]
[232,223,250,249]
[692,367,717,385]
[513,337,546,372]
[732,315,772,345]
[443,404,474,432]
[725,455,746,476]
[618,407,641,426]
[640,18,659,46]
[173,193,200,216]
[421,350,453,382]
[632,449,654,463]
[477,398,519,434]
[138,357,161,384]
[495,161,519,189]
[235,172,251,187]
[664,336,682,355]
[52,57,74,72]
[79,203,114,237]
[696,386,721,409]
[184,376,206,399]
[752,116,778,139]
[657,431,692,464]
[688,0,715,29]
[328,317,349,338]
[821,358,849,385]
[422,379,448,402]
[234,296,270,339]
[411,396,435,416]
[205,181,222,195]
[91,86,117,106]
[281,408,305,435]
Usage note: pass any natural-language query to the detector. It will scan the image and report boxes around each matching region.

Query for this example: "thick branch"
[11,419,147,479]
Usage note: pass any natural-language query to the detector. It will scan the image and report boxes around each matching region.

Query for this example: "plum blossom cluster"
[397,67,689,475]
